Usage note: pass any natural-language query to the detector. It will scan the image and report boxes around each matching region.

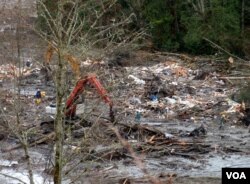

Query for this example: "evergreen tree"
[142,0,245,55]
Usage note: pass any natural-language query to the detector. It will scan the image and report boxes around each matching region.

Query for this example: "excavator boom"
[65,74,114,121]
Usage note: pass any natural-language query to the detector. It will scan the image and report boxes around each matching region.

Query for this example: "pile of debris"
[0,63,39,81]
[110,58,245,127]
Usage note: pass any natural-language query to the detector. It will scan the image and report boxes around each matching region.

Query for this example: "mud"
[0,1,250,184]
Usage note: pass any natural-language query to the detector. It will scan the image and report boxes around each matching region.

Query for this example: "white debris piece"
[179,100,195,108]
[172,96,195,108]
[136,108,145,113]
[45,104,57,114]
[128,75,145,85]
[129,97,142,105]
[165,97,177,104]
[0,160,18,167]
[171,81,178,85]
[226,98,240,106]
[224,98,242,113]
[164,133,175,139]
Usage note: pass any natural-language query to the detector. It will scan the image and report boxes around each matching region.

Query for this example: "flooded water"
[202,155,250,177]
[0,147,249,183]
[112,153,250,179]
[0,147,50,184]
[0,169,45,184]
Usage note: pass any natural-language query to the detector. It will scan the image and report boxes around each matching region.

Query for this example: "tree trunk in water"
[23,143,35,184]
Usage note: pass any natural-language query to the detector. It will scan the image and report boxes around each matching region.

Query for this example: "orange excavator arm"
[65,74,114,122]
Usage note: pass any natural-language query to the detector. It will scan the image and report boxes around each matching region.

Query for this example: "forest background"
[38,0,250,58]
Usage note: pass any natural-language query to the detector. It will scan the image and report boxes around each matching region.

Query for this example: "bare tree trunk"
[16,1,35,184]
[53,50,64,184]
[23,142,35,184]
[173,1,179,34]
[15,0,22,125]
[54,2,65,183]
[241,0,245,37]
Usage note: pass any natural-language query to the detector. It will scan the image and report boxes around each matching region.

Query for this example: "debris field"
[0,51,250,183]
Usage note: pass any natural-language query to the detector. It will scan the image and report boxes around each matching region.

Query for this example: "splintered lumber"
[116,122,166,137]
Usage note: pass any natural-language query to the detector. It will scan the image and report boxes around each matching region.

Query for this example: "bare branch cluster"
[36,0,146,59]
